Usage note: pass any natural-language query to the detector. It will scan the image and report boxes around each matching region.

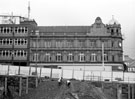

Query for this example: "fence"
[0,64,135,83]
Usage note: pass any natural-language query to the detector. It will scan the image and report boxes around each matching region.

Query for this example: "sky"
[0,0,135,59]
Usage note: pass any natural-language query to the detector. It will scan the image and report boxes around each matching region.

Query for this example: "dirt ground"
[16,80,117,99]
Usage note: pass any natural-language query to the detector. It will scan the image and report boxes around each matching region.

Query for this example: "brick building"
[0,15,123,70]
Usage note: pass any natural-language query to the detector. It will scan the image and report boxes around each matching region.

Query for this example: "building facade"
[0,15,37,66]
[0,16,123,70]
[30,17,123,70]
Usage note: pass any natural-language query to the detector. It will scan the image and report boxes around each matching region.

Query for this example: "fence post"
[61,68,63,78]
[26,77,28,94]
[35,77,38,88]
[117,84,122,99]
[72,68,74,79]
[29,66,31,75]
[7,65,10,75]
[128,84,130,99]
[50,67,53,79]
[111,71,113,82]
[4,77,7,95]
[18,66,21,75]
[40,67,42,78]
[132,84,134,99]
[19,77,22,96]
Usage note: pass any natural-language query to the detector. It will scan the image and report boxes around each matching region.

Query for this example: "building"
[0,15,37,66]
[0,15,124,71]
[124,55,135,72]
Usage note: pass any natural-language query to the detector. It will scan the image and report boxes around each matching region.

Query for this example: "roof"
[129,60,135,67]
[38,26,90,33]
[108,17,119,25]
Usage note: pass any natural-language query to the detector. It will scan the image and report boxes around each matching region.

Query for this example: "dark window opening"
[18,40,20,45]
[3,40,6,44]
[7,28,9,33]
[6,51,8,56]
[22,28,24,33]
[21,52,23,56]
[15,27,18,33]
[11,27,13,32]
[1,27,3,32]
[7,40,9,44]
[4,28,6,33]
[116,29,119,33]
[21,40,24,45]
[18,28,21,33]
[111,29,114,35]
[18,52,20,56]
[25,27,28,32]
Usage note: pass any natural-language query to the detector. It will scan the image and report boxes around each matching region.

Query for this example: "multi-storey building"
[30,17,123,70]
[0,15,123,70]
[0,15,37,66]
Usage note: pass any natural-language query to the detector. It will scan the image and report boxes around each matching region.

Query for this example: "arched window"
[56,53,62,62]
[91,53,96,62]
[67,53,74,62]
[79,53,85,62]
[111,29,114,35]
[45,53,51,62]
[116,29,119,33]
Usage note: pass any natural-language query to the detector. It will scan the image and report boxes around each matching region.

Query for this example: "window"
[9,39,12,45]
[91,53,96,62]
[67,53,74,62]
[18,28,21,33]
[7,39,9,44]
[46,53,51,62]
[56,53,62,62]
[116,29,119,33]
[22,28,24,33]
[79,53,85,62]
[24,51,27,57]
[0,39,2,45]
[4,28,6,33]
[33,53,37,62]
[104,54,108,62]
[25,27,28,33]
[90,41,95,47]
[15,27,18,33]
[14,39,18,45]
[111,29,114,35]
[0,51,2,56]
[21,39,24,45]
[7,28,9,33]
[0,27,3,33]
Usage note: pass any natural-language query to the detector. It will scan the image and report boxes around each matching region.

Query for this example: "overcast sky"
[0,0,135,59]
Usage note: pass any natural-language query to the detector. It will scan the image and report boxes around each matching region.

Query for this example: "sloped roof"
[38,26,90,33]
[129,60,135,67]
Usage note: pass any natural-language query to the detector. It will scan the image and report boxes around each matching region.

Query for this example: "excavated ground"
[16,80,117,99]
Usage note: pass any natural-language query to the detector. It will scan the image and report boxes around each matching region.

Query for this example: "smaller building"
[124,55,135,72]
